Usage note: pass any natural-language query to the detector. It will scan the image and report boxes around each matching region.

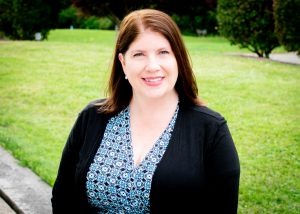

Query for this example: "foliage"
[58,6,114,30]
[72,0,139,25]
[80,16,114,30]
[159,0,218,35]
[217,0,280,58]
[0,0,67,40]
[72,0,218,35]
[58,5,81,28]
[273,0,300,55]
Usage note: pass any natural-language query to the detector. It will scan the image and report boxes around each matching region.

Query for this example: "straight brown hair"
[98,9,203,115]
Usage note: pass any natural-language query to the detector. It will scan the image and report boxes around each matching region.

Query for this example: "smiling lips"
[143,77,164,86]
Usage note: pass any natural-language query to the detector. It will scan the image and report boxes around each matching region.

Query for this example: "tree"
[217,0,279,58]
[157,0,218,35]
[72,0,144,25]
[0,0,68,40]
[72,0,218,35]
[273,0,300,55]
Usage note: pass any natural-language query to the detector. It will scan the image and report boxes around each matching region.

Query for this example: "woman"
[52,9,240,214]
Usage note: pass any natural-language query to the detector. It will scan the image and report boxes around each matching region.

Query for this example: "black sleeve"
[205,120,240,214]
[51,110,87,213]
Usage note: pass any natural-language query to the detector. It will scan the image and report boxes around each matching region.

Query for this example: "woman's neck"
[130,92,179,118]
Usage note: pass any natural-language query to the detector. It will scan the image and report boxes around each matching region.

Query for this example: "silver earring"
[125,75,128,79]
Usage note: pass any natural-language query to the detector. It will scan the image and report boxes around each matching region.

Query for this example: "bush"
[58,6,114,30]
[80,16,114,30]
[58,6,80,29]
[274,0,300,54]
[0,0,60,40]
[171,11,218,36]
[217,0,279,58]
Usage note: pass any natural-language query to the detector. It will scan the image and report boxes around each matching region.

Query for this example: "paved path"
[0,196,15,214]
[0,147,52,214]
[229,52,300,65]
[269,52,300,65]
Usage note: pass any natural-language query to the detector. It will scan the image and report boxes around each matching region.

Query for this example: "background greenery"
[0,29,299,213]
[273,0,300,55]
[1,0,299,56]
[217,0,279,58]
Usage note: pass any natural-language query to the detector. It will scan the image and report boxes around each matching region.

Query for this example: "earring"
[125,75,128,79]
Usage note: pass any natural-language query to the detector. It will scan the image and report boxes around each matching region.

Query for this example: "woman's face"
[119,29,178,101]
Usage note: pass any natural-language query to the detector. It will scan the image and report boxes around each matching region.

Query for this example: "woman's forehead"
[128,30,171,50]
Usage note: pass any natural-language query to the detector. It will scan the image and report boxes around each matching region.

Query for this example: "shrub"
[217,0,279,58]
[0,0,61,40]
[58,6,114,30]
[274,0,300,54]
[172,11,218,36]
[58,6,81,29]
[80,16,114,30]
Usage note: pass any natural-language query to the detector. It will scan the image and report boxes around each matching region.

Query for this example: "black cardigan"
[52,100,240,214]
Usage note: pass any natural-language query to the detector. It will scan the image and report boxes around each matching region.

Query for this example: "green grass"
[0,29,299,213]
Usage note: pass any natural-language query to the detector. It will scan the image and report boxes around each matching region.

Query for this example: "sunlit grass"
[0,29,299,213]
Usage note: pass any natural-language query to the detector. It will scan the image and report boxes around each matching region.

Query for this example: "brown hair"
[98,9,203,114]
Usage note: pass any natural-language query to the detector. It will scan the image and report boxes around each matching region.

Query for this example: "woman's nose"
[145,56,160,72]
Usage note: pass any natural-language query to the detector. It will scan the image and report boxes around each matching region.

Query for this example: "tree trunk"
[255,51,264,58]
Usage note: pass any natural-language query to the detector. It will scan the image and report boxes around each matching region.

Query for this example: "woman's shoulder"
[79,98,107,117]
[181,104,226,125]
[190,105,223,119]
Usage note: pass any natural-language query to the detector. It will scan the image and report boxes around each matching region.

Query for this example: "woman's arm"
[51,111,86,213]
[205,120,240,213]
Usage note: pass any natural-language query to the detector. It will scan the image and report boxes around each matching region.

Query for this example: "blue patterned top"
[86,105,179,213]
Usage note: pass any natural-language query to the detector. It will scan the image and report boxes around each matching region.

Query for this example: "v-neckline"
[127,105,179,169]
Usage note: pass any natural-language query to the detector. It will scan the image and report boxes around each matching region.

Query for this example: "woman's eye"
[160,50,169,55]
[133,53,143,57]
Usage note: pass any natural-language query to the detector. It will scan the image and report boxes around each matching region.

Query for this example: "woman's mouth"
[142,77,164,86]
[143,77,163,82]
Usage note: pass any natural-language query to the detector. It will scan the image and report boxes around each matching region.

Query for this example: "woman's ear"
[118,53,128,79]
[118,53,125,67]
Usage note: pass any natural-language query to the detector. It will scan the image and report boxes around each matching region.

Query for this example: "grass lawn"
[0,29,299,213]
